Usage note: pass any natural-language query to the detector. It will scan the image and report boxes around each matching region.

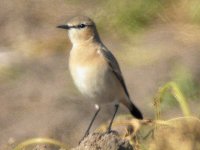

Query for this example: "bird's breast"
[68,47,123,103]
[70,62,108,98]
[69,48,109,97]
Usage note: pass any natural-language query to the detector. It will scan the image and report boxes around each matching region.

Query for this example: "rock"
[71,131,133,150]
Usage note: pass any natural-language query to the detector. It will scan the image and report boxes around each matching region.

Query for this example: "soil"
[71,132,133,150]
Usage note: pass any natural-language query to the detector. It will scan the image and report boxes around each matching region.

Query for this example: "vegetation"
[12,82,199,150]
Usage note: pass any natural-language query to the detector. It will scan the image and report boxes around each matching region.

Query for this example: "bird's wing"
[100,45,130,98]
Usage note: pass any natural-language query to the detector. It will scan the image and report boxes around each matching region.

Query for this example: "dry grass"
[11,81,200,150]
[13,138,68,150]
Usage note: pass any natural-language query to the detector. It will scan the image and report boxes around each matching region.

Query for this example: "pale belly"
[70,64,121,103]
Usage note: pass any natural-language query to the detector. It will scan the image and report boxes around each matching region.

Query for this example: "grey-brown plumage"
[57,16,143,121]
[100,45,143,119]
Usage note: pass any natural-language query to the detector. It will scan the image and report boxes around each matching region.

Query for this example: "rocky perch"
[71,131,133,150]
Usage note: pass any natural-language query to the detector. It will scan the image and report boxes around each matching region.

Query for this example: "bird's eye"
[78,24,86,28]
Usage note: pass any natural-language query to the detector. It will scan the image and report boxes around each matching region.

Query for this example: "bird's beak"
[57,24,70,30]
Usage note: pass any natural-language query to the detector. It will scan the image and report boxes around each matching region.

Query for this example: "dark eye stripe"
[68,24,93,29]
[77,24,86,28]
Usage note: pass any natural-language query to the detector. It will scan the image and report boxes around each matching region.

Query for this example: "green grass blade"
[154,81,191,120]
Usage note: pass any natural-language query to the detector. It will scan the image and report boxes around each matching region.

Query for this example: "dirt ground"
[72,132,133,150]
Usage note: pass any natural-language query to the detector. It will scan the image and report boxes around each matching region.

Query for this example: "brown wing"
[100,45,130,98]
[100,45,143,119]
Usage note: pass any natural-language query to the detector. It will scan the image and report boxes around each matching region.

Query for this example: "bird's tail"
[122,98,143,119]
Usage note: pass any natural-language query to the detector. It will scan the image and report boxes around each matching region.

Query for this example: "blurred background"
[0,0,200,148]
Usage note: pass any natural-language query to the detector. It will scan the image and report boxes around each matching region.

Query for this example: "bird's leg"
[107,103,119,133]
[79,104,100,143]
[84,104,100,136]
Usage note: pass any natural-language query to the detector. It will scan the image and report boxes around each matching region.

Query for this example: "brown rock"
[71,131,133,150]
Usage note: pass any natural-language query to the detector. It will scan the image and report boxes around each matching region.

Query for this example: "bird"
[57,16,143,139]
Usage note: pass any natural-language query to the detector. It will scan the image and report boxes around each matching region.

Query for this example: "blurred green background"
[0,0,200,148]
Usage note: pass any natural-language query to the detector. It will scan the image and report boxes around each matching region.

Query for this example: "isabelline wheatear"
[57,16,143,138]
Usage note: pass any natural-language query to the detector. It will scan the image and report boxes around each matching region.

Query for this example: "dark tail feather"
[123,99,143,119]
[128,102,143,119]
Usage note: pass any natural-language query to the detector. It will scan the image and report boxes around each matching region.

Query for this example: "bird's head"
[57,16,99,45]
